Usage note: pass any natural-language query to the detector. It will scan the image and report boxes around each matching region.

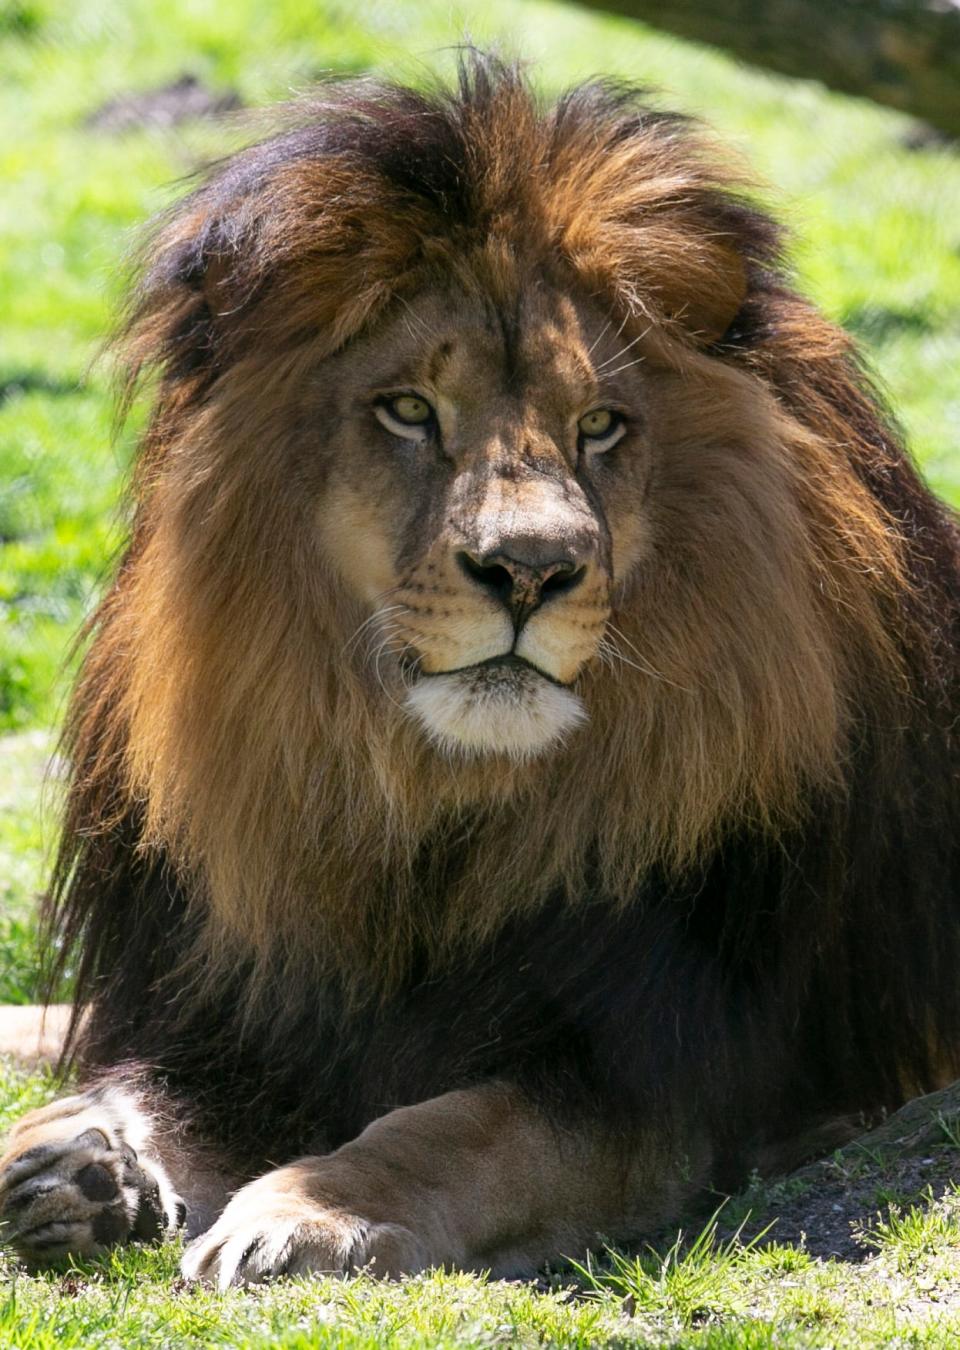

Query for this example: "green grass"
[0,732,51,1004]
[858,1188,960,1274]
[2,0,960,1343]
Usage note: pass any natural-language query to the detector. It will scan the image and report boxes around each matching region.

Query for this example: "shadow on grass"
[842,305,937,343]
[0,2,42,37]
[0,371,85,405]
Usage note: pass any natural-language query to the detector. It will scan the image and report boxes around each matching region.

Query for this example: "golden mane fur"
[58,58,914,1008]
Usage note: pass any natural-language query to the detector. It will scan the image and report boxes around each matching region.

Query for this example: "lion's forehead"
[341,281,606,428]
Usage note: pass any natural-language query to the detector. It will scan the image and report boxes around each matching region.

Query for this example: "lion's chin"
[404,663,587,760]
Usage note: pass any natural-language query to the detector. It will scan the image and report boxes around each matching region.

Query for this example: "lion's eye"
[375,394,436,441]
[577,408,625,453]
[391,395,432,424]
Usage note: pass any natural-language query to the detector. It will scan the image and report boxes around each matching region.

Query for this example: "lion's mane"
[47,56,960,1167]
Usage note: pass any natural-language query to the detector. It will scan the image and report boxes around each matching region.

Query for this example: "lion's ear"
[122,208,254,389]
[658,239,748,348]
[164,211,245,318]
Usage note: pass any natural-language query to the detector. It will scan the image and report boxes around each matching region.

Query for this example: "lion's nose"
[457,547,586,628]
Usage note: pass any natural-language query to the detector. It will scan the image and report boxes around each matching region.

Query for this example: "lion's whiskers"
[364,619,428,711]
[598,354,646,381]
[370,629,409,711]
[394,647,423,701]
[398,295,440,346]
[594,324,651,372]
[585,318,611,357]
[343,602,409,658]
[595,638,620,674]
[603,623,694,693]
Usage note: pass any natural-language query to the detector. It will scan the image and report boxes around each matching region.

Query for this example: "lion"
[1,53,959,1287]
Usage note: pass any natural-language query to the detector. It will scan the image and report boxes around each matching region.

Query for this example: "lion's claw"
[181,1170,429,1288]
[182,1211,367,1288]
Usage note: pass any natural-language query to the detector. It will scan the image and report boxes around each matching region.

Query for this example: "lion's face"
[312,280,651,759]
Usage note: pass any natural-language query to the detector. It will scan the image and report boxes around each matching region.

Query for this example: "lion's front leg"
[182,1082,705,1287]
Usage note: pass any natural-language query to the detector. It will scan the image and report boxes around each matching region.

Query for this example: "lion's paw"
[181,1170,428,1288]
[0,1090,183,1264]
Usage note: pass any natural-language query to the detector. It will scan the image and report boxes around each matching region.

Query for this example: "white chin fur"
[404,666,587,759]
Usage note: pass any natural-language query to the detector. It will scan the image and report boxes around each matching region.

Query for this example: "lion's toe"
[181,1178,430,1288]
[0,1117,182,1265]
[182,1210,367,1288]
[1,1133,134,1261]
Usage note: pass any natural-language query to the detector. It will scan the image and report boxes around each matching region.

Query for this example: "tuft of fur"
[43,55,959,1149]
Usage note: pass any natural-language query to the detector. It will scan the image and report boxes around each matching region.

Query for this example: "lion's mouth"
[402,653,586,759]
[419,652,571,689]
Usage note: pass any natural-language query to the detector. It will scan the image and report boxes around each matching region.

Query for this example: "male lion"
[2,55,959,1287]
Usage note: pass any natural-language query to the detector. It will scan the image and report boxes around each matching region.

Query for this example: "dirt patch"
[725,1084,960,1261]
[86,74,242,133]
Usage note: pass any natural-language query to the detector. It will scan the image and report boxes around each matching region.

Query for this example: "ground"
[2,0,960,1344]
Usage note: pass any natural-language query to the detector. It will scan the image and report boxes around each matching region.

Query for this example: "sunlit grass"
[0,731,51,1003]
[858,1186,960,1273]
[572,1212,772,1327]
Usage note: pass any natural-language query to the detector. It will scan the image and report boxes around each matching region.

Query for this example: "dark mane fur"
[43,53,960,1189]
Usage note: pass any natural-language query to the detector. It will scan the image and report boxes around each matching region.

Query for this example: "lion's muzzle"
[398,459,609,759]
